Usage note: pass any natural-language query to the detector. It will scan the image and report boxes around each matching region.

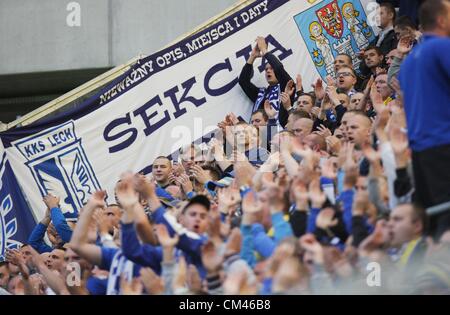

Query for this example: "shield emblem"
[13,121,101,220]
[294,0,376,81]
[315,0,343,39]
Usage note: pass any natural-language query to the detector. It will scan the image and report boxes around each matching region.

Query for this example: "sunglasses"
[337,72,355,78]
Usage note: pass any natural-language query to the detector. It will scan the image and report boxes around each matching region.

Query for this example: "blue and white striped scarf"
[253,84,281,115]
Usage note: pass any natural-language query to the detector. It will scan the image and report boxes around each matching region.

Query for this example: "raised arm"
[6,249,38,295]
[69,191,106,266]
[43,194,72,243]
[238,43,261,103]
[28,207,53,253]
[257,36,292,87]
[29,246,71,295]
[125,172,203,262]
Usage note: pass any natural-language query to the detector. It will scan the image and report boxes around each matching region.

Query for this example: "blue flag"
[0,152,36,261]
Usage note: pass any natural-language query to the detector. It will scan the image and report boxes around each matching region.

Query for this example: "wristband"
[100,234,114,243]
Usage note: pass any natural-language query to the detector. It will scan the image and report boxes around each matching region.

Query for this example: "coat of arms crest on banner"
[294,0,375,79]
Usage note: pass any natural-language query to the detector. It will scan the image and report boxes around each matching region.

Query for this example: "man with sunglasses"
[335,67,357,96]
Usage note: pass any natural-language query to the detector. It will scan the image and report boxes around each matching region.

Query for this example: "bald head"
[347,112,372,147]
[303,133,326,151]
[349,92,364,110]
[48,249,65,271]
[292,118,313,141]
[286,110,311,131]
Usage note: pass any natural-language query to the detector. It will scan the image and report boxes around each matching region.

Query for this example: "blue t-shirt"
[86,276,108,295]
[99,247,141,295]
[398,34,450,151]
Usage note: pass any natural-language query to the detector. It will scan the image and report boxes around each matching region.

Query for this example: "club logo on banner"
[12,121,101,220]
[294,0,374,79]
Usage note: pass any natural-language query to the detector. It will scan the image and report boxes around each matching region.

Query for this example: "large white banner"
[1,0,377,223]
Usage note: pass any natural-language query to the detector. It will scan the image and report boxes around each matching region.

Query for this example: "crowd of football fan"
[1,0,450,295]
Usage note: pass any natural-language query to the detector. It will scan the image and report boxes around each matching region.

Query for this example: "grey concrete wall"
[0,0,238,75]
